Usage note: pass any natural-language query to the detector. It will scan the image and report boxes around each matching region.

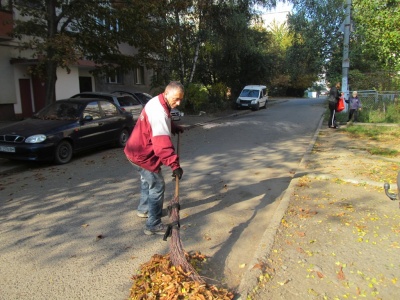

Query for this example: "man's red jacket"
[124,93,180,173]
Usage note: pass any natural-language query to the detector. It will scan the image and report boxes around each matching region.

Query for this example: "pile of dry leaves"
[129,252,234,299]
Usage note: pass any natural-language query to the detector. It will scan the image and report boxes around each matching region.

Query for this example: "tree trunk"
[45,61,57,106]
[45,0,58,105]
[188,36,200,84]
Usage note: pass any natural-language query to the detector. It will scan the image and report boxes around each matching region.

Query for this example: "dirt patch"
[251,126,400,299]
[308,127,400,184]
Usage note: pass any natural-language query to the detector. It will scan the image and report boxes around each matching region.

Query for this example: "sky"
[261,1,293,26]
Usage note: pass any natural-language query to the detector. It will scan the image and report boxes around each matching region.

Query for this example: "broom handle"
[175,133,180,197]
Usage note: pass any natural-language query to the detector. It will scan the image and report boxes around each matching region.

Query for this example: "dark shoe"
[144,223,166,235]
[137,211,148,218]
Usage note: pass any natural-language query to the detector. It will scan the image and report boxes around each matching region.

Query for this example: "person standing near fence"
[346,91,362,123]
[328,82,341,128]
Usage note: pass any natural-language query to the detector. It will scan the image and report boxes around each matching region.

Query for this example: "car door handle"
[98,122,104,126]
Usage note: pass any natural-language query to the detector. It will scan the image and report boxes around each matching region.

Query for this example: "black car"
[0,98,134,164]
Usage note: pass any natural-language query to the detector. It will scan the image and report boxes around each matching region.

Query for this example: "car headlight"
[25,134,47,143]
[251,99,257,104]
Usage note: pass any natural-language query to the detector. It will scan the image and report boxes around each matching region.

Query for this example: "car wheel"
[252,103,260,111]
[117,128,130,147]
[263,100,268,109]
[54,140,73,164]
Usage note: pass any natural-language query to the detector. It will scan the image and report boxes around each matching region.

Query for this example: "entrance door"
[79,77,93,92]
[31,75,46,113]
[19,79,34,118]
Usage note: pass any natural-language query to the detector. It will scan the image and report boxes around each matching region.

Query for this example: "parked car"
[132,92,152,105]
[112,91,181,121]
[236,85,268,110]
[71,92,143,121]
[320,89,329,96]
[0,98,134,164]
[111,90,151,106]
[171,108,181,121]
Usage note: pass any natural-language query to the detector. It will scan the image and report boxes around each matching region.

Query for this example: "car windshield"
[240,89,260,98]
[134,93,152,104]
[117,96,141,107]
[34,102,82,120]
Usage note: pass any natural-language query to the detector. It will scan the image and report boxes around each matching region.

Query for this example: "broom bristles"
[169,195,204,283]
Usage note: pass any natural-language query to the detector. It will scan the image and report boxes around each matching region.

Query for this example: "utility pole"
[341,0,352,110]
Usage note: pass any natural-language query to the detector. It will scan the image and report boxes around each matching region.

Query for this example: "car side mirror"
[83,115,93,122]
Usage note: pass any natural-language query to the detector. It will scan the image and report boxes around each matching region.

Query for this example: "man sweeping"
[124,81,184,235]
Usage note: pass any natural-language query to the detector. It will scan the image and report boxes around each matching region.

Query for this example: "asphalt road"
[0,97,327,299]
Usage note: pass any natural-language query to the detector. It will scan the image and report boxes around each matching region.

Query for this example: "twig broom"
[163,133,204,283]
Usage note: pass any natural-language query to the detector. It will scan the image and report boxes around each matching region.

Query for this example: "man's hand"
[172,125,184,136]
[172,168,183,180]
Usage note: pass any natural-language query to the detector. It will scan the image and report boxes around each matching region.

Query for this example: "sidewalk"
[238,120,400,299]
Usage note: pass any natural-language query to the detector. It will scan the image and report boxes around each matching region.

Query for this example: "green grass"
[368,147,399,157]
[323,100,400,124]
[343,125,400,138]
[341,125,400,157]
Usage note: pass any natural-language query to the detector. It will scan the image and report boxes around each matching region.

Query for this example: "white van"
[236,85,268,110]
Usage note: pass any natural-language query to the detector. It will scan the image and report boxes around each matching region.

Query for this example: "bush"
[207,82,232,112]
[183,83,209,114]
[184,83,232,114]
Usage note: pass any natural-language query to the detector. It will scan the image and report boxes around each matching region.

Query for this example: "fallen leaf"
[296,247,305,254]
[337,266,345,280]
[203,235,211,241]
[252,263,263,270]
[278,279,290,285]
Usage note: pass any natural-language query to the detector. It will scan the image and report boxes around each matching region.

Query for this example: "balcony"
[0,9,13,41]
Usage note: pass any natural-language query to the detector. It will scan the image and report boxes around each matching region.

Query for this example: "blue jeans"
[134,165,165,229]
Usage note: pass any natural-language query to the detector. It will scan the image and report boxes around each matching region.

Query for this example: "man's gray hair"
[166,81,184,92]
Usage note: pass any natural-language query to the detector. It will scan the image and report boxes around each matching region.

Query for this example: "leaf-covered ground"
[251,126,400,299]
[129,252,235,299]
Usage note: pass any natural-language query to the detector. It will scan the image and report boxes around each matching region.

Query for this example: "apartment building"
[0,1,153,120]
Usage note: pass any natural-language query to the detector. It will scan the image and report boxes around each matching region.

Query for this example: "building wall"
[0,45,16,105]
[56,67,81,100]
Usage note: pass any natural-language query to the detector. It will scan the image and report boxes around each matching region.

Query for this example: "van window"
[240,89,260,98]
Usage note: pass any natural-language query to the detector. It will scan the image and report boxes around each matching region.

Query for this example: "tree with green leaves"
[12,0,146,105]
[286,0,400,92]
[284,0,345,94]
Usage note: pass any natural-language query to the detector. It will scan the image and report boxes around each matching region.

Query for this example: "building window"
[134,66,145,85]
[106,70,121,84]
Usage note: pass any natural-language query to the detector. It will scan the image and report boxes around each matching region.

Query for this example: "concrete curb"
[236,113,325,299]
[304,172,397,191]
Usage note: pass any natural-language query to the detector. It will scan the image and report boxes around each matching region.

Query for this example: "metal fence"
[356,90,399,110]
[349,90,400,123]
